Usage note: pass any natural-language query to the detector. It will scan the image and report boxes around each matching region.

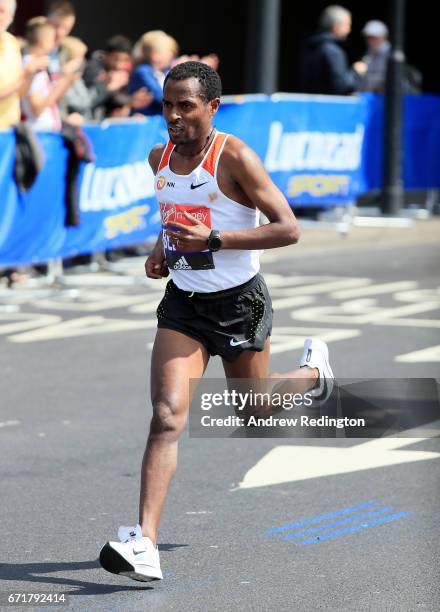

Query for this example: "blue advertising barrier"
[1,94,439,266]
[63,117,167,257]
[216,94,370,206]
[0,117,167,266]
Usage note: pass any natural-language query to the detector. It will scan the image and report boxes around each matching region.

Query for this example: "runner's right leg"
[99,329,209,582]
[139,328,210,545]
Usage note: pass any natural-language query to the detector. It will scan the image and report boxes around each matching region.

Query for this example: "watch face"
[209,232,222,251]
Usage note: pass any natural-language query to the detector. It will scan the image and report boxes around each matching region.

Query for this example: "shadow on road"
[0,560,153,595]
[0,544,189,595]
[158,543,189,551]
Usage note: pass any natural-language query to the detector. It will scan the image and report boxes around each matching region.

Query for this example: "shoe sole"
[99,543,162,582]
[302,338,334,403]
[316,353,334,403]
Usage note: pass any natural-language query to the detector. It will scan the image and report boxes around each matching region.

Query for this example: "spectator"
[21,18,81,131]
[299,5,366,95]
[59,36,94,122]
[102,91,132,119]
[83,34,133,87]
[47,0,76,81]
[357,20,390,93]
[82,34,133,119]
[0,0,48,129]
[129,30,179,115]
[174,52,220,72]
[357,20,422,94]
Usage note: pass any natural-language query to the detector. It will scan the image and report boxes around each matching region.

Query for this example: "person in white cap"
[358,20,390,92]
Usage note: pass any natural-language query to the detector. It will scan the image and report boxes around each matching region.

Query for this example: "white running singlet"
[154,131,261,292]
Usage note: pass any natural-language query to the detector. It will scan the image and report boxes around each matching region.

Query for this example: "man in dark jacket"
[299,5,366,95]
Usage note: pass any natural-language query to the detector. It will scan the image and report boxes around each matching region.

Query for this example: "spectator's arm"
[0,56,49,100]
[324,45,361,95]
[25,59,82,117]
[129,67,163,103]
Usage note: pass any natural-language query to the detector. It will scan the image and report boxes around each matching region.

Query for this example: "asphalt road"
[1,220,439,611]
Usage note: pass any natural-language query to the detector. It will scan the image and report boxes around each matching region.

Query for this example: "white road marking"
[375,318,440,328]
[280,278,371,296]
[331,281,417,299]
[236,432,440,490]
[8,316,157,343]
[129,298,164,314]
[395,345,440,363]
[34,292,149,312]
[269,327,361,354]
[292,300,440,326]
[271,296,313,310]
[2,276,438,348]
[265,275,350,288]
[0,313,62,335]
[0,420,21,429]
[394,288,440,304]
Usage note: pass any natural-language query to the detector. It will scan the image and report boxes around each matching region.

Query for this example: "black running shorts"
[156,273,273,362]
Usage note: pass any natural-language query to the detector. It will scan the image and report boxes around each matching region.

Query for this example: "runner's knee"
[150,398,186,438]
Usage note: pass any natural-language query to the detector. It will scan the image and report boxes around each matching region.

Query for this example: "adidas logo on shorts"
[173,256,192,270]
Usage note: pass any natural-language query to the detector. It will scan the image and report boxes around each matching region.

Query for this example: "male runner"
[99,61,333,582]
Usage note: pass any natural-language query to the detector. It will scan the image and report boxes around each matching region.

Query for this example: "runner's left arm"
[219,137,300,249]
[165,137,300,251]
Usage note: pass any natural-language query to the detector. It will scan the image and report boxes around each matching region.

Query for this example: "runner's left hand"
[165,212,211,251]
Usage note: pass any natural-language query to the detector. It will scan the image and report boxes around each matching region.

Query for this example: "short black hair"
[104,91,131,115]
[164,61,222,102]
[104,35,132,55]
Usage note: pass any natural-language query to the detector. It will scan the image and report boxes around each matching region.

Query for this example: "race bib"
[160,203,215,271]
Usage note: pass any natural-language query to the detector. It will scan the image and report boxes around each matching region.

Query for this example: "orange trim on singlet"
[201,132,228,177]
[157,141,174,172]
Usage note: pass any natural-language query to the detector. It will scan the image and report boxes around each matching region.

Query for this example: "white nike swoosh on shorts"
[230,338,251,346]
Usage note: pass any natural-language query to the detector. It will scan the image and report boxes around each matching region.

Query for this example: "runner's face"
[163,77,219,145]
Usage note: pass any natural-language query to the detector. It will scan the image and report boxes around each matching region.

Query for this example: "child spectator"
[21,17,81,131]
[129,30,179,115]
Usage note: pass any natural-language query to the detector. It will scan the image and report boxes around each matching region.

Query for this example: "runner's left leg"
[222,337,319,416]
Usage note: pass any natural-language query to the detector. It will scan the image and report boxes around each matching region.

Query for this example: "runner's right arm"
[145,145,169,279]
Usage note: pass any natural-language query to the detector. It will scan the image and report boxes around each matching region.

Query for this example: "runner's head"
[163,61,221,145]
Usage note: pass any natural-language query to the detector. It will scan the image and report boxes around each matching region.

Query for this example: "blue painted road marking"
[282,507,394,540]
[265,501,381,535]
[297,511,411,544]
[266,503,412,545]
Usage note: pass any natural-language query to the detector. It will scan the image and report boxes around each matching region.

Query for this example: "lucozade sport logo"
[156,175,166,190]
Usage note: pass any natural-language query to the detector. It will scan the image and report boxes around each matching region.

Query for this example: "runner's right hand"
[145,252,169,279]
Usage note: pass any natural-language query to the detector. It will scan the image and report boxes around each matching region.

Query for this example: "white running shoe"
[300,338,334,404]
[99,524,163,582]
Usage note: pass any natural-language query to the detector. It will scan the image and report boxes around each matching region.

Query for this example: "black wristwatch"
[207,229,222,252]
